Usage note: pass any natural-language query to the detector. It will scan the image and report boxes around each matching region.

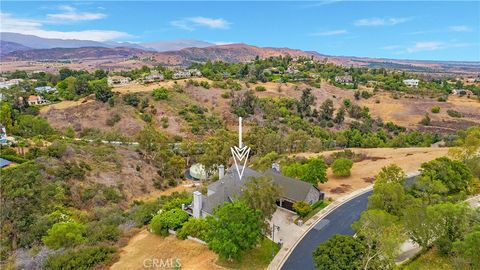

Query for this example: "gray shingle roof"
[202,165,320,214]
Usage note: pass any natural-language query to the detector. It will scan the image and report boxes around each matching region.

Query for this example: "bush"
[419,113,431,126]
[176,218,209,240]
[150,209,190,236]
[142,113,152,122]
[106,113,121,126]
[255,85,267,92]
[123,93,140,107]
[128,201,160,226]
[431,106,440,113]
[43,245,116,270]
[331,158,353,177]
[42,221,85,250]
[152,87,169,100]
[447,109,462,118]
[293,201,312,217]
[200,81,210,89]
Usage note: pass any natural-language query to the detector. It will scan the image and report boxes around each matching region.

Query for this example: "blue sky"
[1,1,479,61]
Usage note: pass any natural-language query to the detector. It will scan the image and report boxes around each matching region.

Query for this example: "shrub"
[43,245,116,270]
[221,91,231,99]
[331,158,353,177]
[106,113,121,126]
[200,81,210,89]
[431,106,440,113]
[161,117,169,128]
[152,87,169,100]
[419,113,431,126]
[150,209,190,236]
[437,96,447,102]
[142,113,152,122]
[176,218,209,240]
[293,201,312,217]
[128,201,160,226]
[42,221,85,249]
[255,85,267,92]
[447,109,462,118]
[123,93,140,107]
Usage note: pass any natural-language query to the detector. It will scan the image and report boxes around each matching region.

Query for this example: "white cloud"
[212,41,236,45]
[354,17,410,26]
[171,16,230,31]
[448,25,473,32]
[310,29,347,36]
[0,12,130,42]
[46,5,106,22]
[406,41,471,53]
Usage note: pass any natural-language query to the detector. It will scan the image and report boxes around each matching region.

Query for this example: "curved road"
[281,190,373,270]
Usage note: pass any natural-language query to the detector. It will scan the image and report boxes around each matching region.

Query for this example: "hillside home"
[0,79,23,89]
[172,70,192,79]
[107,76,131,86]
[187,164,324,218]
[27,95,49,106]
[144,71,164,83]
[452,89,474,96]
[34,86,57,93]
[188,69,202,77]
[403,79,419,87]
[335,75,353,84]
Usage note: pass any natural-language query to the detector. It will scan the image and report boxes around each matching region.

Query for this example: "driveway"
[281,191,372,270]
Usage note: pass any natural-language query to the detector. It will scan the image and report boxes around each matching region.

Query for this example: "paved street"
[281,191,372,270]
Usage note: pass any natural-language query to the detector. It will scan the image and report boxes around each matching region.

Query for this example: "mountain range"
[1,32,479,74]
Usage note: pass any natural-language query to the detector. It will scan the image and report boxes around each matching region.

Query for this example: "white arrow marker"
[231,117,251,180]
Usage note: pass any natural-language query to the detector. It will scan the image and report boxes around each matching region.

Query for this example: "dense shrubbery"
[43,245,116,270]
[150,209,190,236]
[293,201,312,217]
[152,87,169,100]
[331,158,353,177]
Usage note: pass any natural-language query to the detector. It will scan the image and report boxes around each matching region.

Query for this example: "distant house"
[172,70,192,80]
[0,158,12,168]
[187,164,324,218]
[27,95,49,106]
[107,76,131,86]
[188,69,202,77]
[0,124,7,145]
[335,75,353,84]
[143,71,164,83]
[452,89,474,96]
[285,66,299,74]
[34,86,57,93]
[0,79,23,89]
[403,79,419,87]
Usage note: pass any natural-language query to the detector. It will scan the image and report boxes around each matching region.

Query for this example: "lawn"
[216,237,280,269]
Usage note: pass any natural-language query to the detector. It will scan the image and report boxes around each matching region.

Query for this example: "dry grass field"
[295,147,450,200]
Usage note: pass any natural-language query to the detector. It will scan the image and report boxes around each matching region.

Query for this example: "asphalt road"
[281,190,373,270]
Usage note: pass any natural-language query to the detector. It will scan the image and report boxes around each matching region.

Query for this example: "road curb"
[270,185,373,270]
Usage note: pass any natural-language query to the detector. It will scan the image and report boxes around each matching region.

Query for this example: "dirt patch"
[330,184,352,194]
[110,231,224,270]
[297,147,450,200]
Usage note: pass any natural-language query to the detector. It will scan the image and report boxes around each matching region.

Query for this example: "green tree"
[375,164,406,184]
[176,218,209,240]
[205,201,263,260]
[0,102,13,131]
[137,125,169,162]
[297,88,315,118]
[352,210,405,269]
[312,234,365,270]
[319,99,334,121]
[333,106,345,124]
[454,226,480,269]
[42,221,85,250]
[402,203,438,249]
[331,158,353,177]
[150,209,190,236]
[420,157,473,194]
[368,181,408,216]
[92,78,113,102]
[302,158,328,184]
[240,176,281,226]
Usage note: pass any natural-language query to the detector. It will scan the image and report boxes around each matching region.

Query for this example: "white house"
[0,79,23,89]
[27,95,50,106]
[172,70,192,80]
[107,76,131,86]
[403,79,419,87]
[34,86,57,93]
[144,71,164,83]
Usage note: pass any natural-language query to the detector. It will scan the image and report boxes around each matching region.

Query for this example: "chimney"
[218,164,225,179]
[192,191,202,218]
[272,163,280,173]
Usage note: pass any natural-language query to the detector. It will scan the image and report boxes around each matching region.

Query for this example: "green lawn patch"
[216,237,280,269]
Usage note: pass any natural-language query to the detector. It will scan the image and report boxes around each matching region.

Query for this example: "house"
[27,95,49,106]
[0,124,7,145]
[403,79,419,87]
[188,69,202,77]
[143,71,164,83]
[0,79,23,89]
[107,76,131,86]
[188,164,324,218]
[172,70,192,79]
[452,89,474,96]
[34,86,57,93]
[335,75,353,84]
[0,158,12,168]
